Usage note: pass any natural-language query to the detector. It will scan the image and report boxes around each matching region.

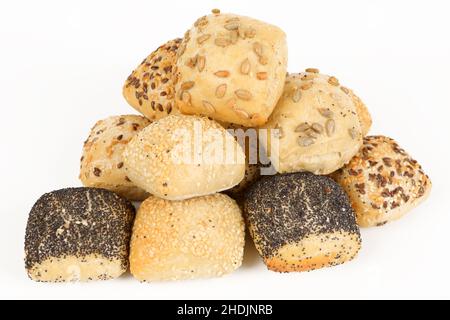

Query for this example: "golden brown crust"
[80,115,151,201]
[130,194,245,281]
[123,115,246,200]
[332,136,432,227]
[175,13,288,127]
[265,232,361,272]
[123,39,182,120]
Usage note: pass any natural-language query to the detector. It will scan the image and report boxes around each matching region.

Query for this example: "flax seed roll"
[244,172,361,273]
[260,71,366,175]
[174,12,288,127]
[331,136,432,227]
[130,194,245,281]
[25,188,135,282]
[123,39,182,120]
[80,115,151,201]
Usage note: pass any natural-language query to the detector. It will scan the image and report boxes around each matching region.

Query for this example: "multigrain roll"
[130,194,245,281]
[260,71,366,175]
[123,114,246,200]
[245,173,361,273]
[80,115,151,201]
[175,11,288,127]
[331,136,432,227]
[25,188,135,282]
[123,39,182,120]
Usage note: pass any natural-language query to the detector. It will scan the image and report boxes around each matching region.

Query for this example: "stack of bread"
[25,9,431,282]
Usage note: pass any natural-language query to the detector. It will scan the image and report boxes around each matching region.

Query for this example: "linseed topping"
[124,38,182,118]
[335,136,431,220]
[240,59,251,75]
[25,188,135,273]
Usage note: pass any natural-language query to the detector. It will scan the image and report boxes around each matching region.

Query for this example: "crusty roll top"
[175,13,288,127]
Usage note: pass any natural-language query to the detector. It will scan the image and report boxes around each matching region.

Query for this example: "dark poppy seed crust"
[25,187,135,282]
[244,172,361,272]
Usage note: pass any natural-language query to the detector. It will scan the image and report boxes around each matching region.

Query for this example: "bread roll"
[123,114,245,200]
[244,173,361,273]
[25,188,135,282]
[130,194,245,281]
[174,12,288,127]
[331,136,432,227]
[80,115,151,201]
[260,71,365,175]
[123,39,182,120]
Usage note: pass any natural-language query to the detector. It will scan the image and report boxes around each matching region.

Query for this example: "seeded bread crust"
[244,172,361,273]
[25,188,135,282]
[331,136,432,227]
[123,39,182,120]
[80,115,151,201]
[123,114,246,201]
[175,13,288,127]
[130,194,245,281]
[260,71,364,175]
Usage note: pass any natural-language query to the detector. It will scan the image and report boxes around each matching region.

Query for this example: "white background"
[1,0,449,300]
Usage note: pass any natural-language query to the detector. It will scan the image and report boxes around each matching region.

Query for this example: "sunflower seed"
[214,70,230,78]
[235,109,250,119]
[253,42,263,56]
[305,68,319,73]
[181,81,195,90]
[235,89,252,101]
[215,38,231,47]
[340,86,350,94]
[318,108,334,118]
[301,83,312,90]
[230,30,239,44]
[202,101,216,114]
[305,129,318,138]
[311,123,324,134]
[298,137,315,147]
[257,72,268,80]
[348,128,357,139]
[240,59,251,75]
[326,119,335,136]
[328,76,340,86]
[225,22,240,30]
[197,34,211,44]
[292,89,302,102]
[181,91,191,104]
[197,56,206,72]
[215,84,227,98]
[295,123,310,132]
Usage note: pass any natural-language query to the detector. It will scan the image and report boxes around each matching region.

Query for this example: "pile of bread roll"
[25,9,431,282]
